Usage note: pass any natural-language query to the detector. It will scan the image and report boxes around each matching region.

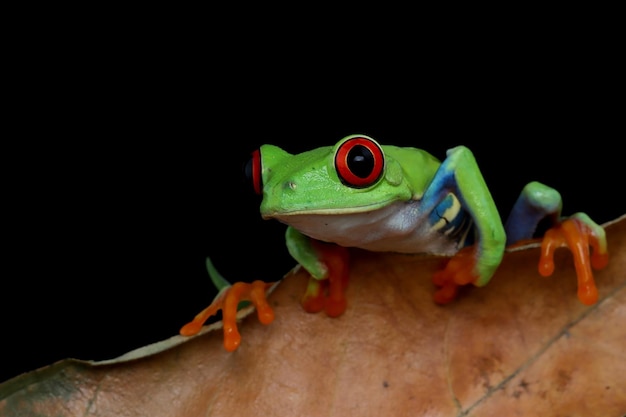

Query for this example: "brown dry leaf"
[1,215,625,417]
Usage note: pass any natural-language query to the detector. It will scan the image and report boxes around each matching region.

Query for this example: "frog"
[180,134,609,352]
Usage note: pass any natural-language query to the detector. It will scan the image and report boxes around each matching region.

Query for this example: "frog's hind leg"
[179,257,277,352]
[504,181,563,245]
[504,181,609,305]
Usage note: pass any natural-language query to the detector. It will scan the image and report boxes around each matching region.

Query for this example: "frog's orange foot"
[432,245,479,304]
[301,275,348,318]
[179,280,276,352]
[539,215,609,305]
[301,241,350,318]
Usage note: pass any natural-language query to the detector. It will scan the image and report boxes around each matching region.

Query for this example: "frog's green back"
[382,145,441,198]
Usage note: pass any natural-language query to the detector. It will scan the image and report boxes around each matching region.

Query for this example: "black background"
[2,29,624,384]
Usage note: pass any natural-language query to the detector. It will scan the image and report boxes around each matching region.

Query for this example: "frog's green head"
[245,134,440,218]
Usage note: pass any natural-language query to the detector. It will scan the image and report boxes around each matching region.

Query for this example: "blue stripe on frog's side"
[429,193,474,247]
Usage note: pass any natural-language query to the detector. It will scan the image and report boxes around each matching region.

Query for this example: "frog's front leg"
[179,258,277,352]
[286,226,351,318]
[423,146,506,304]
[504,181,609,305]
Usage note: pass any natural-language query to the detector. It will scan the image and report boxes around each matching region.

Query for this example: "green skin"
[259,134,506,287]
[256,134,607,290]
[185,134,608,350]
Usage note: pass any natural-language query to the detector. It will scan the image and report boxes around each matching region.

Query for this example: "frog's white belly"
[271,200,469,256]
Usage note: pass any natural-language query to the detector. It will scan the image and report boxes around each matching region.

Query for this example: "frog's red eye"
[335,137,384,188]
[244,149,262,195]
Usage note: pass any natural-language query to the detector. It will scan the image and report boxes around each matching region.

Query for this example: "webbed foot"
[180,280,276,351]
[432,245,479,304]
[301,241,350,317]
[538,213,609,305]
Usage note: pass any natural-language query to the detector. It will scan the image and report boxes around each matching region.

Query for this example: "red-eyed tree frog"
[180,134,609,352]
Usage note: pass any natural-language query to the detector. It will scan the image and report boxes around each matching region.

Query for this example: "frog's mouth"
[271,201,403,233]
[260,199,397,220]
[261,199,456,256]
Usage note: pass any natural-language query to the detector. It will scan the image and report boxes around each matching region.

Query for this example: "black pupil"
[347,145,374,178]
